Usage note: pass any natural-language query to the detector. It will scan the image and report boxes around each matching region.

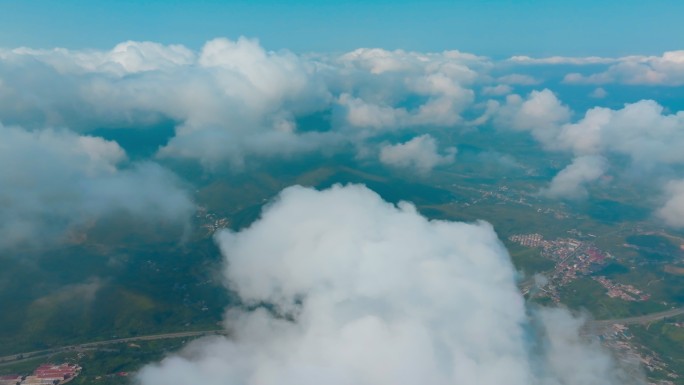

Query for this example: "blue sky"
[1,0,682,56]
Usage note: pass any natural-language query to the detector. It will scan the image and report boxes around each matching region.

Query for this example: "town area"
[509,233,649,303]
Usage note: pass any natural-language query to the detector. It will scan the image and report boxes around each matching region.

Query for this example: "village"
[0,363,80,385]
[509,232,650,303]
[509,232,679,383]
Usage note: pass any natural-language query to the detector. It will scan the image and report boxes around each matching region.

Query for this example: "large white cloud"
[379,134,456,173]
[0,123,194,249]
[136,184,640,385]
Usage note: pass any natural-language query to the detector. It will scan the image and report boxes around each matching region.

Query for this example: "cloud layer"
[3,38,684,240]
[563,51,684,86]
[136,184,640,385]
[0,123,194,249]
[0,39,494,169]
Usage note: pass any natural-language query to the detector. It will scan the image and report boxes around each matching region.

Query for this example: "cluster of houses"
[0,363,80,385]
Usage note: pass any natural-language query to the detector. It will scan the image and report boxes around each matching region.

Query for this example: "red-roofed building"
[23,363,81,384]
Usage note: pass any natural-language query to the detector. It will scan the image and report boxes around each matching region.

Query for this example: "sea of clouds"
[4,36,683,384]
[2,37,684,248]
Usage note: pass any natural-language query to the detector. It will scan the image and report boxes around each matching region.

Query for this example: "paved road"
[0,329,227,366]
[2,307,684,367]
[590,307,684,328]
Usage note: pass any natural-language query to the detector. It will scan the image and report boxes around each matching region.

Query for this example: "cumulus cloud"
[338,93,409,129]
[557,100,684,165]
[657,180,684,228]
[541,156,608,199]
[379,134,456,173]
[490,89,684,210]
[0,123,194,250]
[563,51,684,85]
[335,55,479,131]
[137,184,640,385]
[493,89,571,146]
[493,91,684,166]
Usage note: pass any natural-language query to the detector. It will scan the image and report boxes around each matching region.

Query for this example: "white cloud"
[2,42,684,174]
[563,51,684,86]
[589,87,608,99]
[338,93,408,130]
[488,90,684,228]
[511,90,571,132]
[490,89,684,219]
[338,48,489,79]
[506,51,684,86]
[497,74,540,85]
[493,89,571,146]
[557,100,684,165]
[507,55,616,65]
[137,184,640,385]
[482,84,512,96]
[657,180,684,228]
[0,123,194,249]
[379,135,456,173]
[541,155,608,199]
[494,92,684,166]
[335,55,479,130]
[4,40,684,230]
[0,41,195,76]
